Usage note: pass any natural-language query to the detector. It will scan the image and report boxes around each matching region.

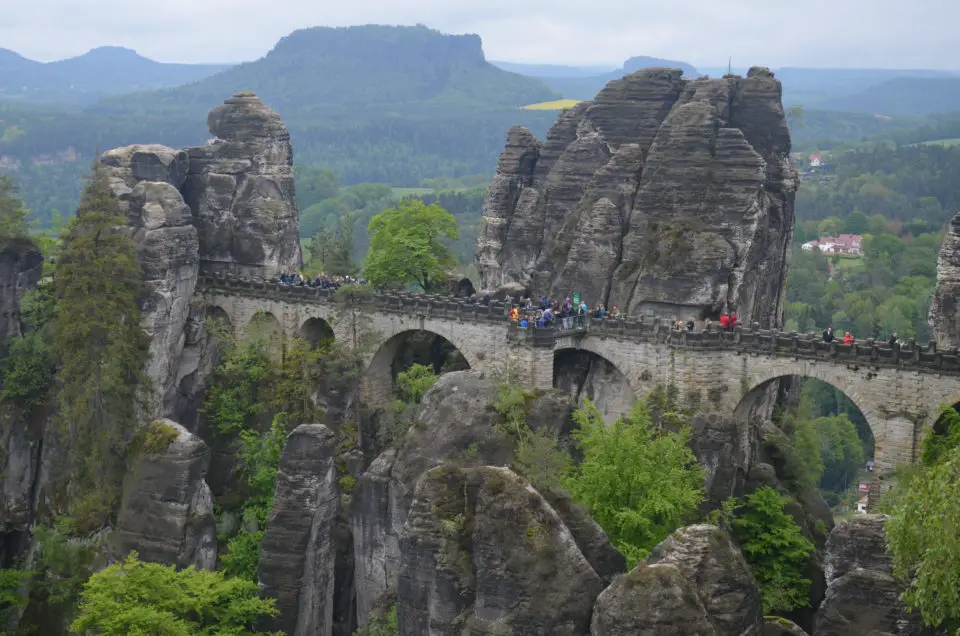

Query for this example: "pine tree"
[51,162,149,526]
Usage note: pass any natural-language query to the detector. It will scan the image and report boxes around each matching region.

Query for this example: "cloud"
[3,0,957,70]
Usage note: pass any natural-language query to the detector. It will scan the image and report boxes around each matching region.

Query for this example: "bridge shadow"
[553,348,633,424]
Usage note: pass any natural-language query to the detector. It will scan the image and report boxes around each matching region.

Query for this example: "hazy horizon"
[4,0,957,70]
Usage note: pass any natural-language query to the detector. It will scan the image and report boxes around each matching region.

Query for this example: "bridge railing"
[197,276,960,375]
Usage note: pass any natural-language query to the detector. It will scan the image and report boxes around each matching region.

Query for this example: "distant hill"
[98,25,559,117]
[532,56,698,100]
[817,76,960,116]
[1,25,559,222]
[0,46,230,106]
[775,67,957,109]
[491,61,616,77]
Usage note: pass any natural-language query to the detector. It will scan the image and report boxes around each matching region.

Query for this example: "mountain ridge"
[0,46,231,106]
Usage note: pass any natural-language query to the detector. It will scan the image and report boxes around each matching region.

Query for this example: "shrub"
[730,487,815,614]
[565,399,705,566]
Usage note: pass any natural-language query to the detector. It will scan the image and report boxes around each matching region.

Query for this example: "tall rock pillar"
[182,91,302,280]
[930,212,960,350]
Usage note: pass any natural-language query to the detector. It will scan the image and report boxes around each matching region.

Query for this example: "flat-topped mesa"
[182,92,302,280]
[930,212,960,350]
[477,66,797,328]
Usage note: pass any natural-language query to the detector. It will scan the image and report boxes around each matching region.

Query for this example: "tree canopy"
[564,399,705,566]
[50,162,150,526]
[70,552,280,636]
[363,199,459,292]
[886,406,960,629]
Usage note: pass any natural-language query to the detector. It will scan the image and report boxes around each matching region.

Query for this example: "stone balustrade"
[197,275,960,377]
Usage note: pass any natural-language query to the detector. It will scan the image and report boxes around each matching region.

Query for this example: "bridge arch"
[363,328,477,408]
[553,346,638,423]
[300,317,334,349]
[242,310,283,359]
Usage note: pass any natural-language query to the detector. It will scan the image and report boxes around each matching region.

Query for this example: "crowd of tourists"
[506,294,624,329]
[277,272,368,289]
[823,327,904,347]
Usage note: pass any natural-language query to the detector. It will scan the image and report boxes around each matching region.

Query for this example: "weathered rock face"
[930,211,960,350]
[0,238,42,345]
[351,371,589,625]
[592,524,762,636]
[182,91,302,279]
[477,67,796,328]
[111,420,216,570]
[0,406,42,564]
[258,424,339,636]
[100,144,200,419]
[688,412,755,511]
[762,617,809,636]
[813,514,922,636]
[397,465,604,635]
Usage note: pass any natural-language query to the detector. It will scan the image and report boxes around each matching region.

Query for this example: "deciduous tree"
[363,199,458,292]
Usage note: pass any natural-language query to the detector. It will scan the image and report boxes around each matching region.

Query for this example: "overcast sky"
[3,0,955,70]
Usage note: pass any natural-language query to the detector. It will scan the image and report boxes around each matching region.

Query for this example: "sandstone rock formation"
[688,412,755,510]
[111,420,216,570]
[182,91,302,280]
[930,211,960,350]
[258,424,339,636]
[97,93,302,421]
[813,514,922,635]
[477,67,797,327]
[762,617,808,636]
[0,238,42,345]
[397,465,604,635]
[101,144,200,419]
[591,524,763,635]
[351,371,594,625]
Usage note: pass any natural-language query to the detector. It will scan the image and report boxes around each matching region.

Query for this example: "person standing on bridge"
[823,327,834,343]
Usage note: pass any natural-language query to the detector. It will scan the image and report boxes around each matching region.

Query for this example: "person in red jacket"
[729,312,738,329]
[843,331,854,345]
[719,314,730,330]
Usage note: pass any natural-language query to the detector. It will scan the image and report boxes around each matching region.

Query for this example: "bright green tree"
[565,399,705,566]
[395,363,438,405]
[887,408,960,629]
[51,162,150,522]
[70,552,280,636]
[731,487,815,614]
[363,199,458,292]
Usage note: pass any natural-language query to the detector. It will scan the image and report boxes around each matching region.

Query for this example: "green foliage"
[730,487,815,614]
[395,363,438,405]
[364,199,458,291]
[51,161,150,515]
[354,604,398,636]
[0,285,56,408]
[70,552,280,636]
[238,415,288,524]
[887,438,960,629]
[308,213,357,276]
[219,530,264,585]
[564,399,705,566]
[514,428,572,492]
[30,521,102,612]
[203,334,272,435]
[920,405,960,467]
[0,176,29,240]
[134,421,180,456]
[269,337,326,424]
[0,568,28,630]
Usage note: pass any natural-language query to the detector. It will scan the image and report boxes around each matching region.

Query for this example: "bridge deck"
[197,275,960,377]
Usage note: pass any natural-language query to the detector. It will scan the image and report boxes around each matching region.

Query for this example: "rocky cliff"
[930,211,960,350]
[477,67,797,327]
[813,514,921,636]
[183,91,302,279]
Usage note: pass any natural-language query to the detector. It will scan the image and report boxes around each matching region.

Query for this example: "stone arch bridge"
[198,275,960,484]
